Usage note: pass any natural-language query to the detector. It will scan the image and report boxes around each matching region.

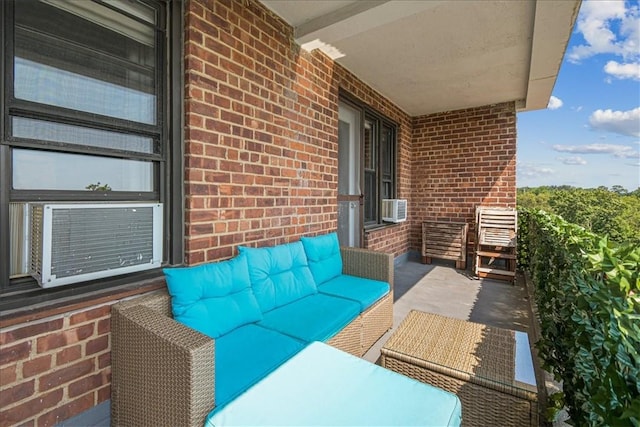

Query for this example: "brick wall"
[0,304,112,426]
[183,0,413,262]
[410,102,517,251]
[184,0,337,264]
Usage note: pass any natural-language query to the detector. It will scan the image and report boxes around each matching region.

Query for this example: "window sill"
[0,276,165,328]
[365,221,405,232]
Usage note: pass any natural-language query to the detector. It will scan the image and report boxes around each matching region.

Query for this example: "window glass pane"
[13,149,153,191]
[12,117,156,154]
[364,171,376,223]
[14,0,157,124]
[364,120,376,170]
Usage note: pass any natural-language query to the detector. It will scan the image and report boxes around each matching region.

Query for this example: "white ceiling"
[261,0,580,116]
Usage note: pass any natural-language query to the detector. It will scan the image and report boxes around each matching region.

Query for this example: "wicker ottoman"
[381,311,538,427]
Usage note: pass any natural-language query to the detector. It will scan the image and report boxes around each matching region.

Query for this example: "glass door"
[337,101,362,247]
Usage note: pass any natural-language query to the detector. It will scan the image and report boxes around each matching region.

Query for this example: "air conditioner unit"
[30,203,163,288]
[382,199,407,223]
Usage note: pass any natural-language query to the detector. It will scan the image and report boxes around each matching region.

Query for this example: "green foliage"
[519,209,640,426]
[85,182,112,191]
[517,186,640,245]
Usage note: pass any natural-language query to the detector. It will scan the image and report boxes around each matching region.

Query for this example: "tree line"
[517,186,640,244]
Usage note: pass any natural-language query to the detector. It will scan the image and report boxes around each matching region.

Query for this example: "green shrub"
[519,209,640,426]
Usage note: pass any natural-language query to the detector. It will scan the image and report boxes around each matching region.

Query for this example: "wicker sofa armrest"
[340,246,394,290]
[111,299,215,427]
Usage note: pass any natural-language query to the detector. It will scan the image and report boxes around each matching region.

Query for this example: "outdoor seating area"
[111,233,399,426]
[110,239,540,427]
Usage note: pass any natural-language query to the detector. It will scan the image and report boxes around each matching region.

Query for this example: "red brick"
[97,384,111,404]
[68,372,107,398]
[36,324,94,353]
[0,379,35,407]
[55,345,82,365]
[0,341,31,366]
[36,393,94,427]
[38,359,94,392]
[1,389,63,427]
[69,305,110,325]
[22,354,52,378]
[96,318,110,335]
[0,319,64,345]
[1,363,17,384]
[98,351,111,369]
[86,336,109,356]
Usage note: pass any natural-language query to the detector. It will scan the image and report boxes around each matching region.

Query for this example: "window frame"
[0,0,184,310]
[339,92,398,228]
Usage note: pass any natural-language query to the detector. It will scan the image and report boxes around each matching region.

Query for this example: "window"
[0,0,182,306]
[363,113,397,226]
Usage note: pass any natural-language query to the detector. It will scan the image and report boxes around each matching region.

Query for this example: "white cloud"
[547,96,564,110]
[517,162,555,178]
[589,107,640,137]
[552,143,639,159]
[568,0,640,63]
[557,156,588,165]
[604,60,640,80]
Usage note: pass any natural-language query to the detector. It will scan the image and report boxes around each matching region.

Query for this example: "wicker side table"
[381,311,538,427]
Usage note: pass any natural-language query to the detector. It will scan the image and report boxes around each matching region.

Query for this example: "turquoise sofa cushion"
[239,242,317,313]
[319,275,390,311]
[206,341,462,427]
[163,254,262,338]
[215,324,305,407]
[300,232,342,285]
[258,294,360,342]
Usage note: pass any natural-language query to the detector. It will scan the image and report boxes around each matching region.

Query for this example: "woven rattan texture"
[361,293,393,354]
[111,300,215,427]
[381,311,538,427]
[327,315,362,356]
[382,357,537,427]
[341,246,394,289]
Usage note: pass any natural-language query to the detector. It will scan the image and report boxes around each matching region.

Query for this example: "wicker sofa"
[111,241,393,427]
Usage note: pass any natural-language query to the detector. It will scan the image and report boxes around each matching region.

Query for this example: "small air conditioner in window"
[30,203,163,288]
[382,199,407,223]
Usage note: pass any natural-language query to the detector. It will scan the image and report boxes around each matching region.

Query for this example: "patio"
[63,256,545,427]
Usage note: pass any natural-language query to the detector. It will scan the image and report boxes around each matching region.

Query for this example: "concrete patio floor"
[364,257,532,364]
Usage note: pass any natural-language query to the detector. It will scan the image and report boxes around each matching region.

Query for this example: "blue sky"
[517,0,640,190]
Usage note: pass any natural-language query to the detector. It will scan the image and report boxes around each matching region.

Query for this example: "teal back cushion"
[238,242,317,313]
[163,254,263,338]
[300,232,343,285]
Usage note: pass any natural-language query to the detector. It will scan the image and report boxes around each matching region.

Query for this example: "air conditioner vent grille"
[382,199,408,223]
[29,203,162,287]
[50,207,155,279]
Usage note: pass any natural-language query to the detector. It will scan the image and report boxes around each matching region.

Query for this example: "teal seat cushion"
[215,324,305,407]
[319,275,390,311]
[163,254,262,338]
[239,242,317,313]
[300,232,342,285]
[258,294,360,342]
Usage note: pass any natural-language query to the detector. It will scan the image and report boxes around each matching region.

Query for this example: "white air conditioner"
[30,203,163,288]
[382,199,407,223]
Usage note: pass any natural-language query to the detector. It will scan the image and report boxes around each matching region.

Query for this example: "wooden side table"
[381,311,538,427]
[422,221,468,269]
